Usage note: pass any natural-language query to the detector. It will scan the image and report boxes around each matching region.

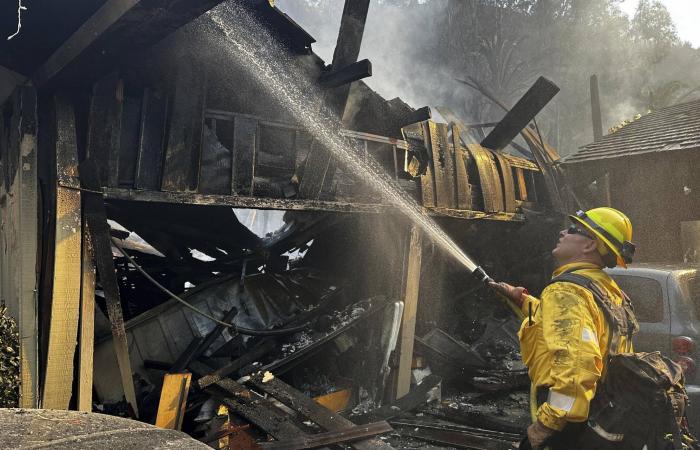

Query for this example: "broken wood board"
[466,144,504,213]
[258,421,392,450]
[451,125,472,210]
[395,425,515,450]
[80,158,139,417]
[395,225,422,399]
[354,374,441,425]
[198,367,393,450]
[155,373,192,430]
[78,223,96,412]
[42,94,82,410]
[0,86,40,407]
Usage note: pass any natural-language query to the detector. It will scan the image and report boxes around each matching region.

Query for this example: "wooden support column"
[77,224,95,412]
[395,225,423,399]
[42,95,82,410]
[80,158,139,417]
[0,86,40,407]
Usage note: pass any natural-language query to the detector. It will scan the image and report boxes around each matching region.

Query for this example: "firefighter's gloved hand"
[488,282,528,307]
[527,420,557,449]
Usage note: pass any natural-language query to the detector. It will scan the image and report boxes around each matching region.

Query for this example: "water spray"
[204,5,482,275]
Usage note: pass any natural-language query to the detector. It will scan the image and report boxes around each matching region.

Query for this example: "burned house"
[562,99,700,263]
[0,0,566,447]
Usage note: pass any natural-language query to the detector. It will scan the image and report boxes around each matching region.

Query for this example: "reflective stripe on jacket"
[518,262,632,431]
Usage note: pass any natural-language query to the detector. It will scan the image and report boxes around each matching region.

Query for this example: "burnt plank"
[319,59,372,89]
[481,77,559,151]
[248,374,354,430]
[79,158,139,417]
[258,421,393,450]
[494,153,517,213]
[353,374,442,423]
[86,72,123,188]
[298,0,371,199]
[175,306,238,372]
[437,123,456,208]
[515,168,528,202]
[247,374,394,450]
[169,336,205,373]
[232,117,258,195]
[425,121,449,207]
[191,362,303,440]
[466,144,504,213]
[452,125,472,210]
[353,374,441,425]
[117,93,143,188]
[197,339,276,389]
[327,0,372,115]
[42,94,82,410]
[32,0,226,88]
[161,65,206,192]
[135,88,168,190]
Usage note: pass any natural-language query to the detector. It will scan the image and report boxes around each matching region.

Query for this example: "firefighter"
[491,207,636,449]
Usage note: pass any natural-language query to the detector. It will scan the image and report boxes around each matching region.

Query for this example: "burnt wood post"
[80,158,139,417]
[41,94,83,410]
[0,86,39,407]
[299,0,371,199]
[481,77,560,152]
[395,225,423,398]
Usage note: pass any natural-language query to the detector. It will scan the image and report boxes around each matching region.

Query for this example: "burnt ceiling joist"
[31,0,227,89]
[480,77,560,152]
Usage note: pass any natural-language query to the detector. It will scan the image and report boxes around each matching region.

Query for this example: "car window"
[680,276,700,319]
[611,275,665,323]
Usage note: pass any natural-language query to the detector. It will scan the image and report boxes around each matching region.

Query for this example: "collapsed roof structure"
[0,0,568,447]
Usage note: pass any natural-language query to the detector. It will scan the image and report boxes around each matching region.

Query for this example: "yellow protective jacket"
[518,262,632,431]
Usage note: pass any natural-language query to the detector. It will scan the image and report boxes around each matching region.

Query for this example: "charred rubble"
[0,0,566,448]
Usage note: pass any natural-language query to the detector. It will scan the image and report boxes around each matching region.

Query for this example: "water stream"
[204,3,478,273]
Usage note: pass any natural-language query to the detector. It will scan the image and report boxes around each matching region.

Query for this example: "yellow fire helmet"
[570,207,635,268]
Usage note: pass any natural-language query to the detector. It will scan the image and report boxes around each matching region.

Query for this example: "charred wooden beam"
[402,106,432,127]
[319,59,372,89]
[80,158,139,417]
[481,77,560,152]
[32,0,226,88]
[102,187,525,221]
[395,226,422,399]
[42,94,82,410]
[258,421,393,450]
[247,374,394,450]
[354,374,441,424]
[298,0,371,200]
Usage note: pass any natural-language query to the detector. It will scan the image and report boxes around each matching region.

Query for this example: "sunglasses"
[567,224,595,240]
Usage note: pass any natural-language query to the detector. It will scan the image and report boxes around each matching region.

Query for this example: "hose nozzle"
[472,266,493,285]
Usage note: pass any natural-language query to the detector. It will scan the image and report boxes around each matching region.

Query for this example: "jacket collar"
[552,262,602,278]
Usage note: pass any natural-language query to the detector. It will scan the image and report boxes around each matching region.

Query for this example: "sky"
[620,0,700,48]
